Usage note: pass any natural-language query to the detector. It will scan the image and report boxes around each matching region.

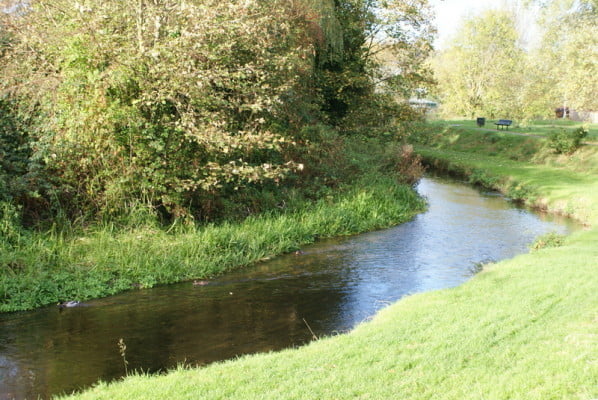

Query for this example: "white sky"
[429,0,540,50]
[429,0,506,48]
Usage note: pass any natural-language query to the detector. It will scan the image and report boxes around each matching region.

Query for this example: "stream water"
[0,177,579,399]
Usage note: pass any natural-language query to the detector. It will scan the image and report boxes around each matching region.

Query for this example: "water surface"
[0,177,579,399]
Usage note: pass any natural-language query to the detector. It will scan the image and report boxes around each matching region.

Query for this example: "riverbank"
[0,175,424,313]
[61,129,597,399]
[415,124,598,224]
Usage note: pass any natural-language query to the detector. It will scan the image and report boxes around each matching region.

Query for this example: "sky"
[429,0,540,49]
[429,0,505,47]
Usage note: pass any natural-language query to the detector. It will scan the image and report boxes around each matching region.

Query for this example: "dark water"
[0,177,579,400]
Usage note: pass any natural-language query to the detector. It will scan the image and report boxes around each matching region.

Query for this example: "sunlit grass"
[417,147,598,225]
[415,122,598,223]
[428,118,598,140]
[418,123,598,175]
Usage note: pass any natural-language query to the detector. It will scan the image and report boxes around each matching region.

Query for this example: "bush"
[0,0,434,227]
[389,144,426,186]
[530,231,565,252]
[548,126,588,154]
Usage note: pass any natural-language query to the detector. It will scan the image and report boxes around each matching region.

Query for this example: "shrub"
[530,231,565,252]
[384,144,426,186]
[548,126,588,154]
[0,0,434,226]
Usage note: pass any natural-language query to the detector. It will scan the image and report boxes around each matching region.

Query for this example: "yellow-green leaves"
[432,9,525,119]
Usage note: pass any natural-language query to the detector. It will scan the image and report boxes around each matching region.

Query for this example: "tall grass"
[0,176,424,312]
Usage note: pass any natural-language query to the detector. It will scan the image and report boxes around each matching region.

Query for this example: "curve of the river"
[0,177,580,400]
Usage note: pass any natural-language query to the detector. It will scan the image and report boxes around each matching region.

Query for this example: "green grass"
[415,122,598,220]
[61,127,598,399]
[417,122,598,175]
[523,119,598,139]
[1,176,424,312]
[428,118,598,141]
[416,124,542,161]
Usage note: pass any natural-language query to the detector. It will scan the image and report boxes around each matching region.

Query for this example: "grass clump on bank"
[1,175,424,312]
[60,125,598,399]
[530,231,565,252]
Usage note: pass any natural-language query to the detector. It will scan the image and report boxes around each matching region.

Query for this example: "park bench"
[495,119,512,130]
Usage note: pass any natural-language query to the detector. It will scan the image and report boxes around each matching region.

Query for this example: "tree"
[432,9,526,119]
[1,0,312,220]
[533,0,598,113]
[307,0,435,134]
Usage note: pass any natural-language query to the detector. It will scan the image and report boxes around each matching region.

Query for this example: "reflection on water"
[0,177,579,399]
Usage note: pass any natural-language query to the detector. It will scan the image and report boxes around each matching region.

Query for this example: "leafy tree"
[431,1,596,121]
[431,9,526,119]
[532,0,598,113]
[310,0,434,134]
[1,0,313,220]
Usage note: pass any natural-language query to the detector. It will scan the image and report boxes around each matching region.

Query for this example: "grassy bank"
[61,127,597,399]
[1,176,424,312]
[428,118,598,141]
[415,124,598,223]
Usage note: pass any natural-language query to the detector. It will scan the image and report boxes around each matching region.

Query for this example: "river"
[0,176,579,399]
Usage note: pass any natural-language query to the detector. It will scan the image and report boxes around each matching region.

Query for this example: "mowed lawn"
[428,118,598,141]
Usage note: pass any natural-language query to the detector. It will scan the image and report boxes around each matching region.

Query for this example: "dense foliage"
[532,0,598,114]
[0,0,433,226]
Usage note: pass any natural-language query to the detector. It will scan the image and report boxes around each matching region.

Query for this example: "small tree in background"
[431,1,597,121]
[432,9,525,119]
[533,0,598,114]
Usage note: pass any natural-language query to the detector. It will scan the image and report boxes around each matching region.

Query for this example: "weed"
[393,145,426,186]
[530,232,565,252]
[0,201,23,245]
[302,318,319,341]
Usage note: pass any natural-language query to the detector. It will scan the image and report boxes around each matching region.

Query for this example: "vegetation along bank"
[1,170,425,312]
